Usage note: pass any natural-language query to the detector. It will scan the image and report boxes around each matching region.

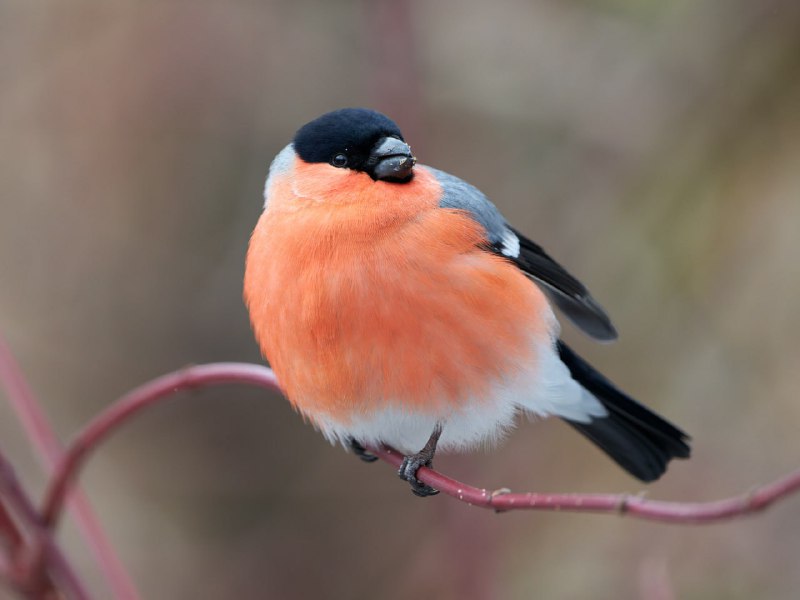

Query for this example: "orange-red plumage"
[244,159,548,425]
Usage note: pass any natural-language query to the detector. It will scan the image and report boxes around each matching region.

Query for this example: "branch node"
[490,487,512,513]
[616,494,631,515]
[744,486,763,512]
[490,487,511,498]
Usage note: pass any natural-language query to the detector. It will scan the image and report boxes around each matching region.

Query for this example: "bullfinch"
[244,108,690,496]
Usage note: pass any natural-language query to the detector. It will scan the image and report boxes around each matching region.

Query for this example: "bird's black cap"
[293,108,406,172]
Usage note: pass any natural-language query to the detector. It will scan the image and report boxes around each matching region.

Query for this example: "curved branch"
[0,334,140,599]
[41,363,800,530]
[41,364,282,528]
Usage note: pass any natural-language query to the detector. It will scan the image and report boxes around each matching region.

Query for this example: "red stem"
[0,336,140,599]
[41,362,800,529]
[42,364,282,528]
[0,500,21,584]
[0,498,24,553]
[0,451,89,599]
[367,445,800,523]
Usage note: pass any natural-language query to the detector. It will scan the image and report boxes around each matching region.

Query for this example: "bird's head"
[292,108,416,183]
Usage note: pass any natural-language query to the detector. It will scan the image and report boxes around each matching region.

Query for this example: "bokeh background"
[2,1,800,598]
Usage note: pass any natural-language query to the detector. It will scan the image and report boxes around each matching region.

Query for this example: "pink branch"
[0,500,21,583]
[0,336,140,599]
[0,451,89,599]
[40,362,800,530]
[41,364,282,528]
[0,499,24,554]
[367,445,800,523]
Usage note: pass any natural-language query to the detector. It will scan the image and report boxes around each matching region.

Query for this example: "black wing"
[427,165,618,342]
[491,227,618,342]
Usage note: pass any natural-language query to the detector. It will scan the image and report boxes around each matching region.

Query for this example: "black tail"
[557,340,690,482]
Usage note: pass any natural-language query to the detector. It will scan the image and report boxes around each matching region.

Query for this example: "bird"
[244,107,690,496]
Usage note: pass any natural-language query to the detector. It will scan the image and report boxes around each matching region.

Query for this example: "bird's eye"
[331,154,348,168]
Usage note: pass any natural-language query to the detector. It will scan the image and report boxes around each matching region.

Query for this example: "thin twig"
[0,497,24,553]
[0,336,139,599]
[41,362,800,530]
[367,445,800,524]
[0,499,21,585]
[0,451,90,600]
[42,364,282,528]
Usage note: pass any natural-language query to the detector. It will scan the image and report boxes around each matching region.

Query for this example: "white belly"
[310,339,606,455]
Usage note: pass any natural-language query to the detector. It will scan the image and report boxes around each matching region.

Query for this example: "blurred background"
[1,0,800,598]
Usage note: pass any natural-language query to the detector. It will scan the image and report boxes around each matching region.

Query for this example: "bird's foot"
[397,423,443,497]
[348,439,378,463]
[398,453,439,497]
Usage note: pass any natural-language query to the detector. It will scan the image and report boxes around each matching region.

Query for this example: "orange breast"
[244,161,551,424]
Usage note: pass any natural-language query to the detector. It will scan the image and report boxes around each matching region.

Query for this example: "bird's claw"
[398,455,439,497]
[349,439,379,463]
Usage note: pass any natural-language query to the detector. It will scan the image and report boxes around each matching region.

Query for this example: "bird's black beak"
[369,136,416,182]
